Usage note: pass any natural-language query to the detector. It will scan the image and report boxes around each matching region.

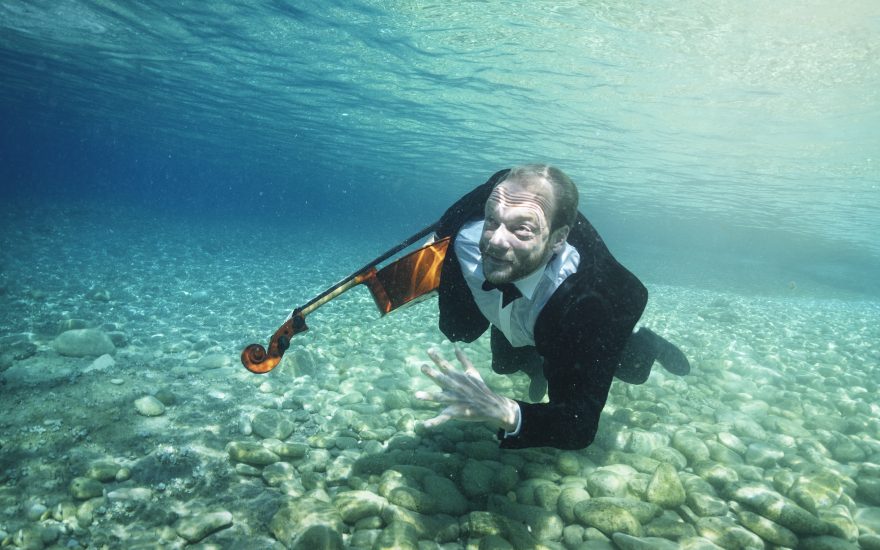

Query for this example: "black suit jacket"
[436,169,648,449]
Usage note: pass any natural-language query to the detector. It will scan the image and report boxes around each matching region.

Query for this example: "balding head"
[501,165,579,232]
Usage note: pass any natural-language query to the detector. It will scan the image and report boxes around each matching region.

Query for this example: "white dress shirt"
[454,220,581,348]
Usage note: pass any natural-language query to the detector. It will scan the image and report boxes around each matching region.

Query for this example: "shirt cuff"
[502,404,523,438]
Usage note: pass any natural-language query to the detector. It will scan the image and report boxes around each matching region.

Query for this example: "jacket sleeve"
[436,169,510,342]
[499,214,649,450]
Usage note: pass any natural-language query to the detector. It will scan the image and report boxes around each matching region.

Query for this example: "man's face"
[479,178,566,284]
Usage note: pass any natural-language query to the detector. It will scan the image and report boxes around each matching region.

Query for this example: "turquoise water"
[2,0,879,293]
[2,1,880,548]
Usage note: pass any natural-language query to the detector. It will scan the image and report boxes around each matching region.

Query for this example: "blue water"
[2,3,880,547]
[2,0,878,298]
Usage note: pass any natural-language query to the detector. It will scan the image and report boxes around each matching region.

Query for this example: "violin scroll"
[240,310,306,374]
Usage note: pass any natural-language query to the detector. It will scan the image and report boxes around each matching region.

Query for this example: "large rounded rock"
[176,511,233,543]
[557,487,591,523]
[262,462,297,486]
[270,498,343,548]
[672,431,710,465]
[290,524,344,550]
[195,353,234,369]
[733,505,798,547]
[574,499,644,537]
[687,492,728,517]
[423,474,468,516]
[855,507,880,534]
[372,521,419,550]
[645,463,686,508]
[226,441,280,466]
[696,516,765,549]
[798,535,859,550]
[858,478,880,506]
[134,396,165,417]
[69,477,103,500]
[251,410,296,440]
[86,460,122,482]
[613,533,680,550]
[728,482,827,536]
[789,472,844,513]
[333,490,388,524]
[488,494,563,542]
[461,459,495,499]
[745,442,784,468]
[54,329,115,357]
[587,469,629,498]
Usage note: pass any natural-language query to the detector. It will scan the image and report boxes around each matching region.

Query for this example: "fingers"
[419,346,496,429]
[455,345,483,380]
[414,389,456,403]
[422,413,451,429]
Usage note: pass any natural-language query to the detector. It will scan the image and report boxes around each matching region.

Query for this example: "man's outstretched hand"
[416,347,520,433]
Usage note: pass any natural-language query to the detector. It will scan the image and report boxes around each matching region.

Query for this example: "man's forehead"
[487,178,555,216]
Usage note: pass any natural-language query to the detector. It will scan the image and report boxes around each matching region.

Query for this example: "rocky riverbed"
[1,207,879,549]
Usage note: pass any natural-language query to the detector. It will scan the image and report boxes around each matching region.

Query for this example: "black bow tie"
[482,280,523,308]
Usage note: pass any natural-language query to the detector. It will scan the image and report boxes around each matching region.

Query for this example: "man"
[415,165,689,450]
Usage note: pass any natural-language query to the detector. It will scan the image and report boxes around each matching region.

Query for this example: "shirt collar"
[475,256,549,301]
[461,220,552,301]
[511,259,549,300]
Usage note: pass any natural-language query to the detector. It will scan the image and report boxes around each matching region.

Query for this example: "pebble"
[798,535,860,550]
[732,504,799,547]
[270,498,343,548]
[745,442,784,468]
[789,472,843,513]
[26,503,47,521]
[261,462,297,486]
[587,468,629,498]
[727,482,827,535]
[106,488,152,501]
[672,431,711,464]
[820,504,859,541]
[650,446,688,470]
[86,460,122,482]
[262,439,309,459]
[176,510,233,543]
[695,516,765,549]
[488,494,564,542]
[574,499,645,537]
[612,532,680,550]
[855,506,880,534]
[195,353,234,369]
[53,329,116,357]
[69,477,103,500]
[372,521,419,549]
[557,486,591,523]
[717,432,748,455]
[83,353,115,373]
[251,410,296,440]
[334,490,388,524]
[645,463,686,508]
[644,514,697,539]
[460,459,496,499]
[134,395,166,417]
[226,441,280,466]
[687,491,729,517]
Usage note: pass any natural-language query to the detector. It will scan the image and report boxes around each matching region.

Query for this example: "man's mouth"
[484,255,510,265]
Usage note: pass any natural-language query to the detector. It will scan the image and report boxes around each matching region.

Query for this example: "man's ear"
[550,225,570,253]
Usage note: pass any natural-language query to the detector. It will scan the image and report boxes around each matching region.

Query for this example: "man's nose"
[487,226,513,250]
